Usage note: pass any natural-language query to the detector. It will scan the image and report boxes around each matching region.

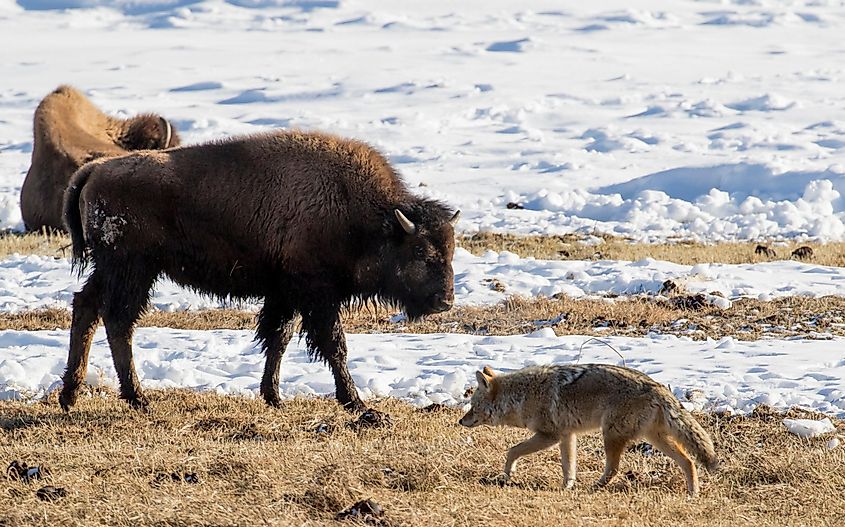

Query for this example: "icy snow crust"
[2,1,845,417]
[3,1,845,240]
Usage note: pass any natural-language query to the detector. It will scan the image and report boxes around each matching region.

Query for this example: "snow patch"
[782,417,836,438]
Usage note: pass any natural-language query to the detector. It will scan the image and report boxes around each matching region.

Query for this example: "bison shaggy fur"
[60,130,459,413]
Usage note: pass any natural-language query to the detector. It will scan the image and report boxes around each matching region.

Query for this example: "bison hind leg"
[256,299,297,408]
[97,257,159,410]
[60,274,102,411]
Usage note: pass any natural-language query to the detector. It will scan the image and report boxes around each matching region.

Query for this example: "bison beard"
[59,130,459,414]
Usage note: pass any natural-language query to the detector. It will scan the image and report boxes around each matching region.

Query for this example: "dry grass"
[1,231,840,267]
[0,230,70,259]
[5,295,845,341]
[1,391,843,526]
[459,232,845,266]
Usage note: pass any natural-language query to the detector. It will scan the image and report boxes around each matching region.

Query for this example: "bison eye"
[415,247,426,258]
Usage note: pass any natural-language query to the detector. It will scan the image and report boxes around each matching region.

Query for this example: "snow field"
[1,1,845,420]
[4,1,845,241]
[2,327,844,418]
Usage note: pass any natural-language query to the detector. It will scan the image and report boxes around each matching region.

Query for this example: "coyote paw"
[480,473,510,487]
[562,479,576,490]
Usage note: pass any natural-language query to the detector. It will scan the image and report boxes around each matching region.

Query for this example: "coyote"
[459,365,718,495]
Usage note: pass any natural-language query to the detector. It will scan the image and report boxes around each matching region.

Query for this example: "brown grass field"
[1,391,843,527]
[457,233,844,266]
[4,294,845,341]
[1,231,842,266]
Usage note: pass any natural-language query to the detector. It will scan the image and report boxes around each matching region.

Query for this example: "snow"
[3,1,845,240]
[782,417,836,438]
[1,1,845,418]
[1,328,844,418]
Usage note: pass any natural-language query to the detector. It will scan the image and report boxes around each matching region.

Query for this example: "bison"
[21,85,180,232]
[791,246,814,260]
[754,244,776,258]
[59,130,459,414]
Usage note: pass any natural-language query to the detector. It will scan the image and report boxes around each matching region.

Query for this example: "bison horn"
[449,210,461,226]
[394,209,416,234]
[160,117,172,149]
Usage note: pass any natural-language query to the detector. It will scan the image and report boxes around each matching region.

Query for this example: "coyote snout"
[461,364,719,496]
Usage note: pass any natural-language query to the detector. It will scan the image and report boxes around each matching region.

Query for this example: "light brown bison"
[21,85,179,232]
[60,130,459,414]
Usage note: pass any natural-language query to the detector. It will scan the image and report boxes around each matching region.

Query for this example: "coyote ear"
[482,366,496,377]
[475,370,490,389]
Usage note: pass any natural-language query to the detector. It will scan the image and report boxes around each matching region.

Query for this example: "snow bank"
[782,417,836,438]
[3,1,845,242]
[1,328,843,417]
[0,195,23,231]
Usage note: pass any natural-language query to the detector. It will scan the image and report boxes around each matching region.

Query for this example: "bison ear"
[449,210,461,227]
[394,209,416,235]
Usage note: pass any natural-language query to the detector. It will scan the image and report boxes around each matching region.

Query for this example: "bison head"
[368,202,459,320]
[118,115,180,151]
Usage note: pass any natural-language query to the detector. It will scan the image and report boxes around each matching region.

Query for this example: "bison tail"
[63,163,95,276]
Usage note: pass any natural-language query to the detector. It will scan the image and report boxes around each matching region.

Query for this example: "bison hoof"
[126,396,150,412]
[58,390,77,412]
[263,394,284,409]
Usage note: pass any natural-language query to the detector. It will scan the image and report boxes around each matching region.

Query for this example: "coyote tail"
[662,400,720,472]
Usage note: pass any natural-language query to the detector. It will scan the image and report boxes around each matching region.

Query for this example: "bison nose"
[431,293,453,313]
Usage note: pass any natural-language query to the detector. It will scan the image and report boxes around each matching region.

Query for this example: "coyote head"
[459,366,497,427]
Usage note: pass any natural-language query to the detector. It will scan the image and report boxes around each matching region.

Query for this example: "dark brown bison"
[60,130,459,414]
[754,244,776,258]
[21,85,180,232]
[791,246,814,260]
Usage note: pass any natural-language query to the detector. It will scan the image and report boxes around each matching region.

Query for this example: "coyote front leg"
[503,432,559,481]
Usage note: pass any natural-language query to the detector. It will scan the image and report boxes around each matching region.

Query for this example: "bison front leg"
[60,276,101,411]
[256,300,296,408]
[301,309,365,413]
